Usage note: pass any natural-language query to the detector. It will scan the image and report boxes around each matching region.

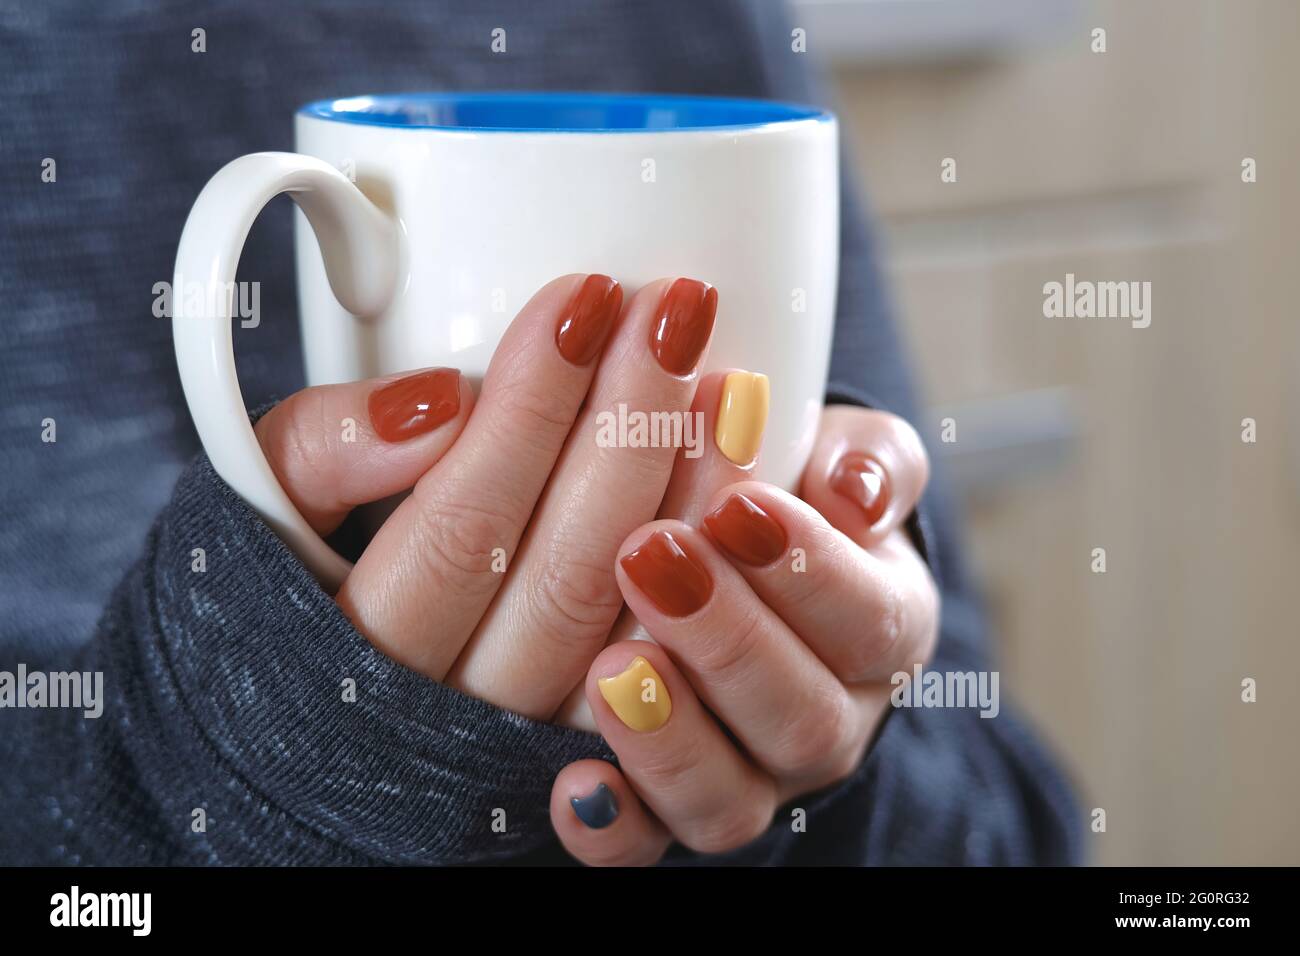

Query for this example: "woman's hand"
[246,271,937,865]
[549,405,940,864]
[251,273,720,719]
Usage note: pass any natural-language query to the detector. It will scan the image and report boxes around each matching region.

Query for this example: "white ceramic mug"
[173,92,839,588]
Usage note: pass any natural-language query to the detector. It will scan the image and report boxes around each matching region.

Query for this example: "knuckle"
[849,575,907,679]
[413,486,516,583]
[492,375,578,439]
[269,390,333,480]
[693,607,766,685]
[608,436,678,483]
[529,551,624,643]
[634,731,707,793]
[785,530,848,620]
[629,723,712,801]
[774,687,857,779]
[869,560,942,677]
[683,788,775,855]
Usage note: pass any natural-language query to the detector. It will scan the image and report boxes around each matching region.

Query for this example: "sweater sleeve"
[0,450,615,866]
[739,181,1084,865]
[811,390,1084,866]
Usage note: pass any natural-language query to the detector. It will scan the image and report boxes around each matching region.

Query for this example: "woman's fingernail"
[619,530,713,617]
[714,370,769,465]
[368,367,461,443]
[556,274,623,366]
[597,656,672,732]
[830,452,891,527]
[649,278,718,375]
[570,783,620,829]
[702,493,787,567]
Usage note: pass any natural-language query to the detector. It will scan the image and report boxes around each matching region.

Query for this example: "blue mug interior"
[298,91,830,132]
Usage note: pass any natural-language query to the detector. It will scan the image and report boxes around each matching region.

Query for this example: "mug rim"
[297,91,833,133]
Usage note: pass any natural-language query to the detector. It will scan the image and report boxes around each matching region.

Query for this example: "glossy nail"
[597,656,672,732]
[556,274,623,366]
[619,530,713,617]
[714,370,769,465]
[570,783,619,829]
[368,367,461,443]
[830,452,890,527]
[703,494,787,566]
[649,278,718,375]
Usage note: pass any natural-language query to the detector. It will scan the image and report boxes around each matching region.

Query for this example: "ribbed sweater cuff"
[135,451,613,864]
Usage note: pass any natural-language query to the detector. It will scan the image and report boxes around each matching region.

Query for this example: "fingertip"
[585,640,679,734]
[615,517,694,564]
[553,761,624,831]
[555,274,624,367]
[690,367,770,468]
[614,521,714,621]
[699,482,795,569]
[253,368,474,537]
[367,367,466,444]
[551,761,668,867]
[801,406,931,548]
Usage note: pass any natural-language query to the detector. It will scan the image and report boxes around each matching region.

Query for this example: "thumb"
[253,367,474,536]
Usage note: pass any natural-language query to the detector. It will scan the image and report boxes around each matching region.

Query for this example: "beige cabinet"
[829,0,1300,864]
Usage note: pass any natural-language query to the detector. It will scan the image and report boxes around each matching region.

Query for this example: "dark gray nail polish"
[570,783,619,829]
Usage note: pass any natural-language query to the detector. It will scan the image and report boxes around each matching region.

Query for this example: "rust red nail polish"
[619,530,713,617]
[829,452,890,527]
[556,274,623,366]
[649,278,717,375]
[703,494,788,566]
[368,367,461,443]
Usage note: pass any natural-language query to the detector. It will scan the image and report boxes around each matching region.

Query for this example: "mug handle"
[172,152,401,591]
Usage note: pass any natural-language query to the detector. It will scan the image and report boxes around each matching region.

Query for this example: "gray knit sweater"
[0,0,1081,865]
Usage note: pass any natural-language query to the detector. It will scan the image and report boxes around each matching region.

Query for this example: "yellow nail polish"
[597,656,672,732]
[714,371,769,466]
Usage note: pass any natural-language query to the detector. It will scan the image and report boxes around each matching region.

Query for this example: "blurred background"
[807,0,1299,864]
